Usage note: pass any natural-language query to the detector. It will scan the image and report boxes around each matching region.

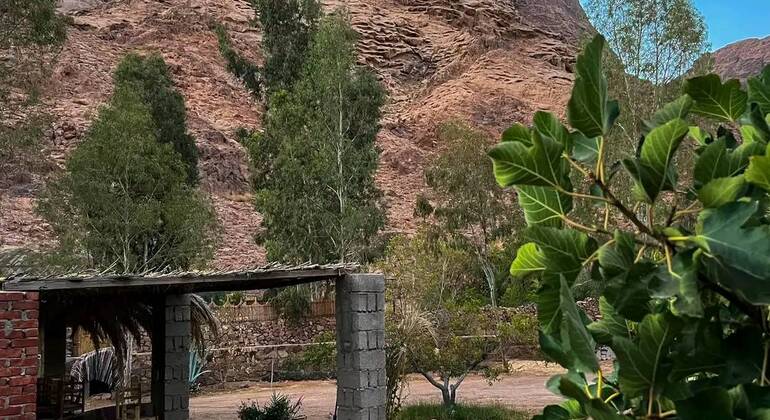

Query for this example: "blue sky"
[579,0,770,51]
[694,0,770,50]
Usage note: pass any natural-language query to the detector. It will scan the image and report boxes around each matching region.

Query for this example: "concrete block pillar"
[151,294,191,420]
[335,274,386,420]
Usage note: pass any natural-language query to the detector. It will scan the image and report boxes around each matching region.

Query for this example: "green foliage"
[422,121,524,305]
[214,23,262,97]
[238,394,305,420]
[243,13,385,263]
[37,87,217,272]
[250,0,321,96]
[189,347,210,391]
[489,35,770,419]
[395,404,528,420]
[0,0,67,185]
[269,286,311,325]
[114,53,199,185]
[280,331,336,377]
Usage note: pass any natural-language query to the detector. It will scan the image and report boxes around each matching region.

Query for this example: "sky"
[694,0,770,50]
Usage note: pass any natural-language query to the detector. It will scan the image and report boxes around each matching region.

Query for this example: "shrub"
[114,53,199,185]
[489,34,770,419]
[214,23,262,97]
[395,404,528,420]
[269,286,311,325]
[238,394,305,420]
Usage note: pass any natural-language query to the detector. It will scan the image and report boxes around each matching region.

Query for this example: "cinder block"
[346,274,385,293]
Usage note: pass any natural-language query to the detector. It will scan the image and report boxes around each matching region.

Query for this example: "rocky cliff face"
[1,0,590,268]
[714,36,770,80]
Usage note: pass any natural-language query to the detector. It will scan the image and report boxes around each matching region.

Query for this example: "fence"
[213,299,336,323]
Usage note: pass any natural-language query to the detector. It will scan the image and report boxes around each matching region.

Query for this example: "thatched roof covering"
[1,263,359,294]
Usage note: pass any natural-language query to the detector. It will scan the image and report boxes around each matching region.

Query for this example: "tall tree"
[113,53,199,185]
[243,13,386,264]
[251,0,321,96]
[38,86,217,272]
[0,0,67,185]
[584,0,709,144]
[419,121,523,306]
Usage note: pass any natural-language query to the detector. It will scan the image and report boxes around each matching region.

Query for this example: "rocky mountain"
[0,0,590,268]
[713,35,770,81]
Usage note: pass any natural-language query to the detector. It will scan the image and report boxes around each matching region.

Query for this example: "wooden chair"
[36,377,86,419]
[115,378,143,420]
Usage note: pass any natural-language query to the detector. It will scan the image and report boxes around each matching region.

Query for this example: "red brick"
[20,385,34,395]
[0,398,7,408]
[13,358,35,368]
[9,302,37,311]
[8,376,34,386]
[21,329,37,338]
[12,321,37,329]
[20,403,35,414]
[10,339,37,349]
[0,331,23,339]
[0,367,22,377]
[8,395,34,405]
[0,349,21,358]
[20,310,37,320]
[22,347,37,356]
[24,293,38,301]
[0,340,10,349]
[20,367,37,377]
[0,405,22,416]
[0,311,21,320]
[0,386,19,396]
[0,294,23,302]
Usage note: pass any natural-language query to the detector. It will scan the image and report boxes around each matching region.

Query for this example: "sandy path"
[190,373,561,419]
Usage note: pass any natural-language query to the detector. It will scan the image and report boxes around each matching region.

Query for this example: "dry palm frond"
[191,293,221,354]
[397,305,437,345]
[71,347,120,391]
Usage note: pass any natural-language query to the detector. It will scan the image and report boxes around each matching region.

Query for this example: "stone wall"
[0,291,39,420]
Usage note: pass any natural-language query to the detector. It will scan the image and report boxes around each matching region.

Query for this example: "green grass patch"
[395,403,529,420]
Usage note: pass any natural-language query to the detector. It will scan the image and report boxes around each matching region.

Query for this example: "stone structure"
[152,294,192,420]
[335,274,386,420]
[0,291,39,420]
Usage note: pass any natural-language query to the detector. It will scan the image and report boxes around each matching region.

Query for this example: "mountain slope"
[0,0,589,268]
[713,36,770,80]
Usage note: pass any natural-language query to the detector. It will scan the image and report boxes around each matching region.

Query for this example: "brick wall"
[0,291,39,420]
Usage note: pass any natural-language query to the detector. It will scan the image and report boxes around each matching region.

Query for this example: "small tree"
[38,87,217,272]
[421,121,523,306]
[243,13,385,264]
[489,34,770,419]
[114,53,199,185]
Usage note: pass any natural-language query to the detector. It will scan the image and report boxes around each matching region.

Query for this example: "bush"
[395,404,528,420]
[269,286,311,325]
[238,394,305,420]
[279,331,336,379]
[489,34,770,419]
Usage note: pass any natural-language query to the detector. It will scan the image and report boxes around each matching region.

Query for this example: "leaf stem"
[596,369,603,399]
[604,391,621,404]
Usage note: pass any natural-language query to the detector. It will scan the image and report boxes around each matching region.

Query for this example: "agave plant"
[189,346,210,391]
[489,34,770,419]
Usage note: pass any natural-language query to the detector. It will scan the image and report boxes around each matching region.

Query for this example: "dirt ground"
[191,368,563,420]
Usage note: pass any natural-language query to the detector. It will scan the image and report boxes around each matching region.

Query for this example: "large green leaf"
[598,230,636,278]
[539,331,575,368]
[676,388,736,420]
[698,176,747,208]
[684,74,748,122]
[623,118,689,202]
[560,278,600,373]
[642,95,693,134]
[670,319,726,381]
[735,384,770,420]
[588,297,630,345]
[694,201,770,304]
[651,250,703,317]
[517,185,573,227]
[502,123,533,145]
[612,313,679,399]
[748,64,770,116]
[538,280,562,335]
[604,262,655,322]
[525,226,598,283]
[510,242,546,278]
[567,35,619,138]
[746,144,770,192]
[571,131,600,165]
[533,405,575,420]
[693,138,765,187]
[534,111,571,148]
[489,132,568,188]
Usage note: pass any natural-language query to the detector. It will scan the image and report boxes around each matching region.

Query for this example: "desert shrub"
[489,34,770,419]
[269,286,311,325]
[238,394,305,420]
[395,404,528,420]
